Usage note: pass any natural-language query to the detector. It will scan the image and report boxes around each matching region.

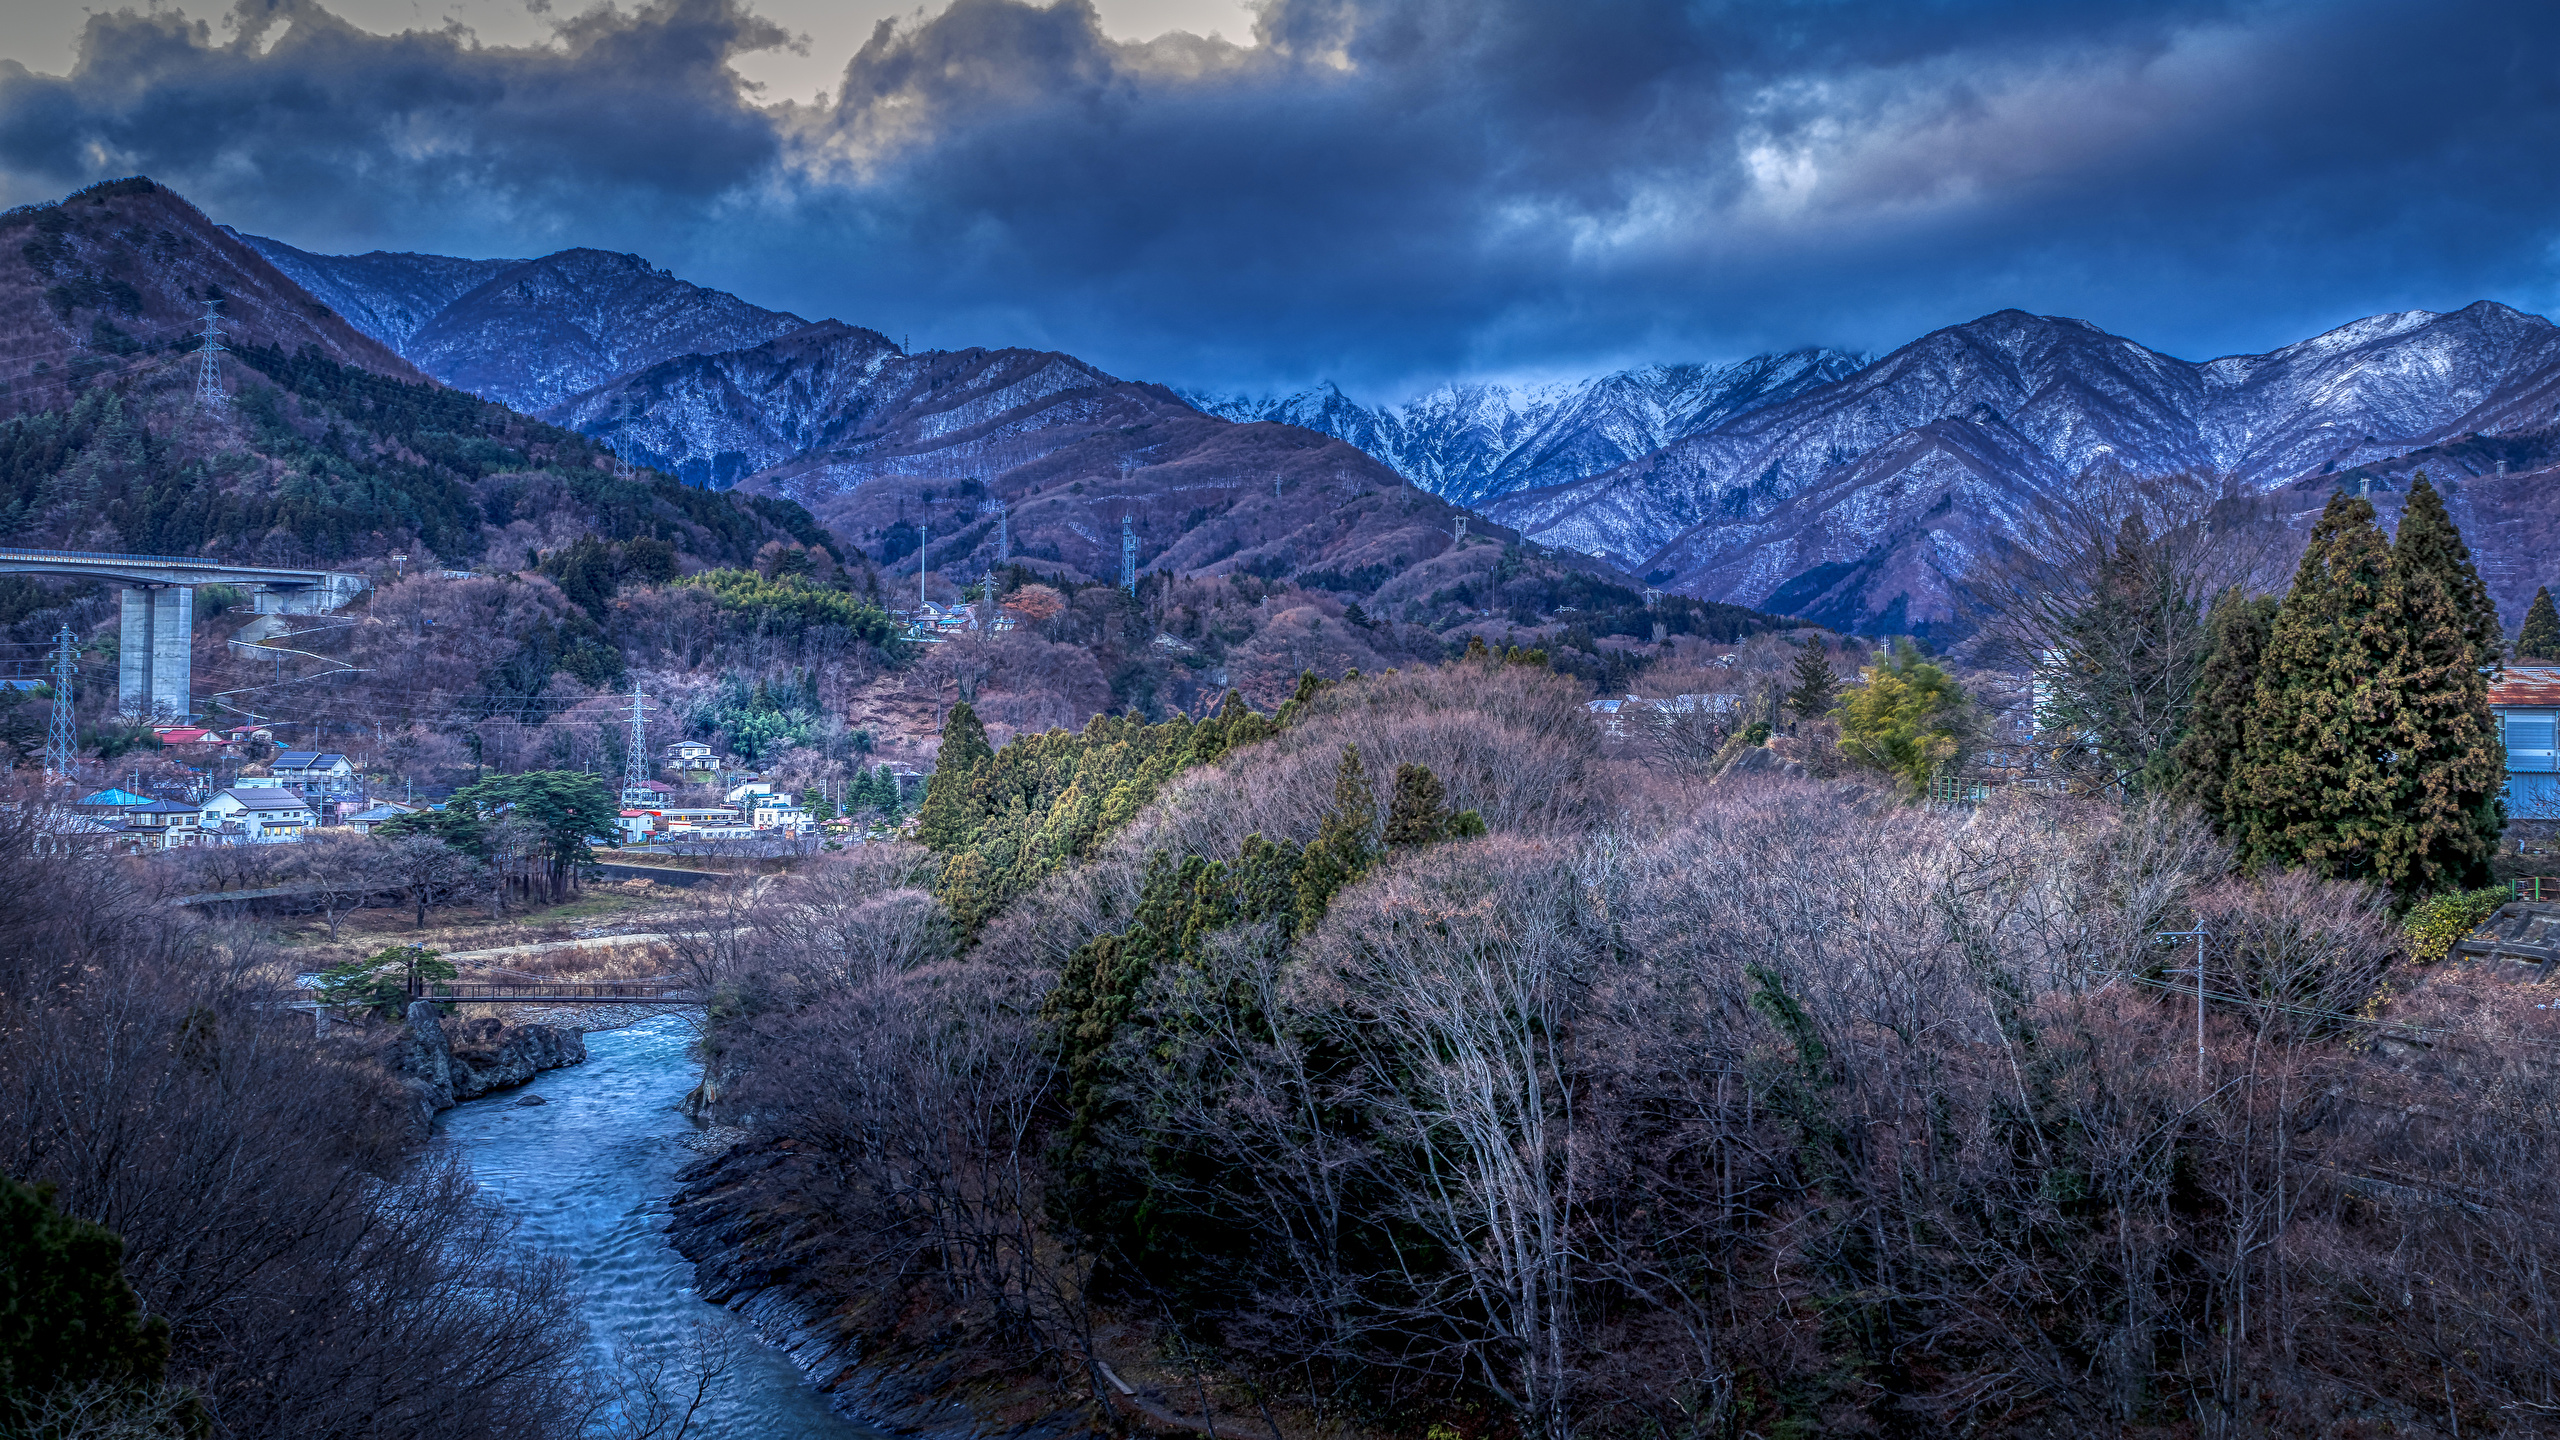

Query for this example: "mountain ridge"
[1487,302,2560,631]
[1186,349,1868,506]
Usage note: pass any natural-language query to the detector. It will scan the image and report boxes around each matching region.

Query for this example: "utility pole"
[2156,926,2212,1085]
[43,624,76,778]
[625,684,649,800]
[1121,514,1137,595]
[192,301,228,411]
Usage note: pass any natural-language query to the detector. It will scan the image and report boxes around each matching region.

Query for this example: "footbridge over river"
[0,548,367,720]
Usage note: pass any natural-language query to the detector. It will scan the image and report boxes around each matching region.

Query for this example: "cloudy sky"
[2,0,2556,398]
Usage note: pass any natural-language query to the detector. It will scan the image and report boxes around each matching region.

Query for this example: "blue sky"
[4,0,2556,399]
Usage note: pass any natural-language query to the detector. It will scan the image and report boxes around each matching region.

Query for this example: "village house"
[342,801,418,835]
[2492,667,2560,820]
[665,740,717,782]
[119,798,201,849]
[270,751,357,800]
[199,788,317,844]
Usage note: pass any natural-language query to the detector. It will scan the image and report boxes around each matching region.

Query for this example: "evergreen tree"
[1294,745,1378,932]
[2396,475,2505,667]
[2380,477,2504,891]
[1788,642,1839,721]
[2519,585,2560,661]
[2173,589,2278,831]
[0,1177,169,1412]
[914,702,992,849]
[2233,493,2405,883]
[1385,762,1451,847]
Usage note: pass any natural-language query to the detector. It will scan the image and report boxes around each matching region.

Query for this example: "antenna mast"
[192,301,227,411]
[43,625,76,778]
[1121,514,1137,595]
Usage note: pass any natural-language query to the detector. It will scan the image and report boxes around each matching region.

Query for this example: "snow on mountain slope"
[234,239,811,414]
[1489,303,2560,632]
[543,321,1152,491]
[235,234,520,352]
[1187,349,1866,505]
[404,250,811,413]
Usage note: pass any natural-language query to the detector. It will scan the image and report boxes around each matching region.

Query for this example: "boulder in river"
[400,1001,586,1128]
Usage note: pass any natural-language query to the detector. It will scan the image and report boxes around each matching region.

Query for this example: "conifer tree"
[2173,589,2277,831]
[2395,474,2504,667]
[1788,642,1838,721]
[1294,745,1378,932]
[2233,493,2405,882]
[0,1177,169,1410]
[1385,762,1450,847]
[914,701,992,849]
[2519,586,2560,661]
[2380,476,2504,891]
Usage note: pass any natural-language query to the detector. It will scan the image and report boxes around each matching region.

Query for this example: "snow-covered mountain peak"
[1189,348,1867,506]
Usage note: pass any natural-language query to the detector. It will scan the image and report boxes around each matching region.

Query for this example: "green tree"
[0,1177,170,1415]
[314,943,456,1019]
[1787,642,1838,722]
[2233,494,2405,883]
[1384,762,1451,847]
[2174,589,2278,831]
[1835,643,1973,793]
[2518,585,2560,661]
[448,771,619,900]
[2395,474,2504,668]
[1294,745,1379,931]
[914,702,992,849]
[2379,477,2504,891]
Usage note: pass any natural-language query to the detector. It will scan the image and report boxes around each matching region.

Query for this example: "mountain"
[235,234,519,352]
[1187,350,1866,506]
[550,321,1124,490]
[236,238,811,413]
[3,178,428,406]
[1488,304,2560,631]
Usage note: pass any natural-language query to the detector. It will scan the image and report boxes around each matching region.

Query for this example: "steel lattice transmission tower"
[993,497,1009,564]
[1120,514,1137,594]
[43,624,77,778]
[191,301,228,411]
[623,684,649,798]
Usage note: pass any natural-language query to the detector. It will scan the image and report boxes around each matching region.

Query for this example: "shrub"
[2403,884,2509,962]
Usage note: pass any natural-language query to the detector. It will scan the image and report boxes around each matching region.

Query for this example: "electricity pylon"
[43,625,76,778]
[192,301,227,411]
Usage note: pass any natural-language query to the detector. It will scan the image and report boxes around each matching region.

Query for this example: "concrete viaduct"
[0,549,367,720]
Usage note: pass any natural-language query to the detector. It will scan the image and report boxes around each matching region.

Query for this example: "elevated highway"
[0,548,367,720]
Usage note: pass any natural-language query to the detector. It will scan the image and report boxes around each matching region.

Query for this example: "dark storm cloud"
[5,0,2558,392]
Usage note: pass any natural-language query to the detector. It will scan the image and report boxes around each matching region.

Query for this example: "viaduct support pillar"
[115,584,192,721]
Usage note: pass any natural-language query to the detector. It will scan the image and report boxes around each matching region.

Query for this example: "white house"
[199,788,317,843]
[271,751,356,799]
[2492,667,2560,819]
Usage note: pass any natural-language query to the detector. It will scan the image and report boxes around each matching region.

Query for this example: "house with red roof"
[2489,666,2560,819]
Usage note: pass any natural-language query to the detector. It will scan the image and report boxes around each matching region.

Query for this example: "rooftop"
[213,790,315,811]
[2491,666,2560,707]
[74,788,152,808]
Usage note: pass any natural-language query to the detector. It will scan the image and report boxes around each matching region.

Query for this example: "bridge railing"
[413,980,692,1001]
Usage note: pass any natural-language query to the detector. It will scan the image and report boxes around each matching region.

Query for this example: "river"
[433,1011,879,1439]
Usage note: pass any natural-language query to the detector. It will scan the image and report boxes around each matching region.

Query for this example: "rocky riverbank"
[664,1138,1102,1440]
[398,1000,587,1127]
